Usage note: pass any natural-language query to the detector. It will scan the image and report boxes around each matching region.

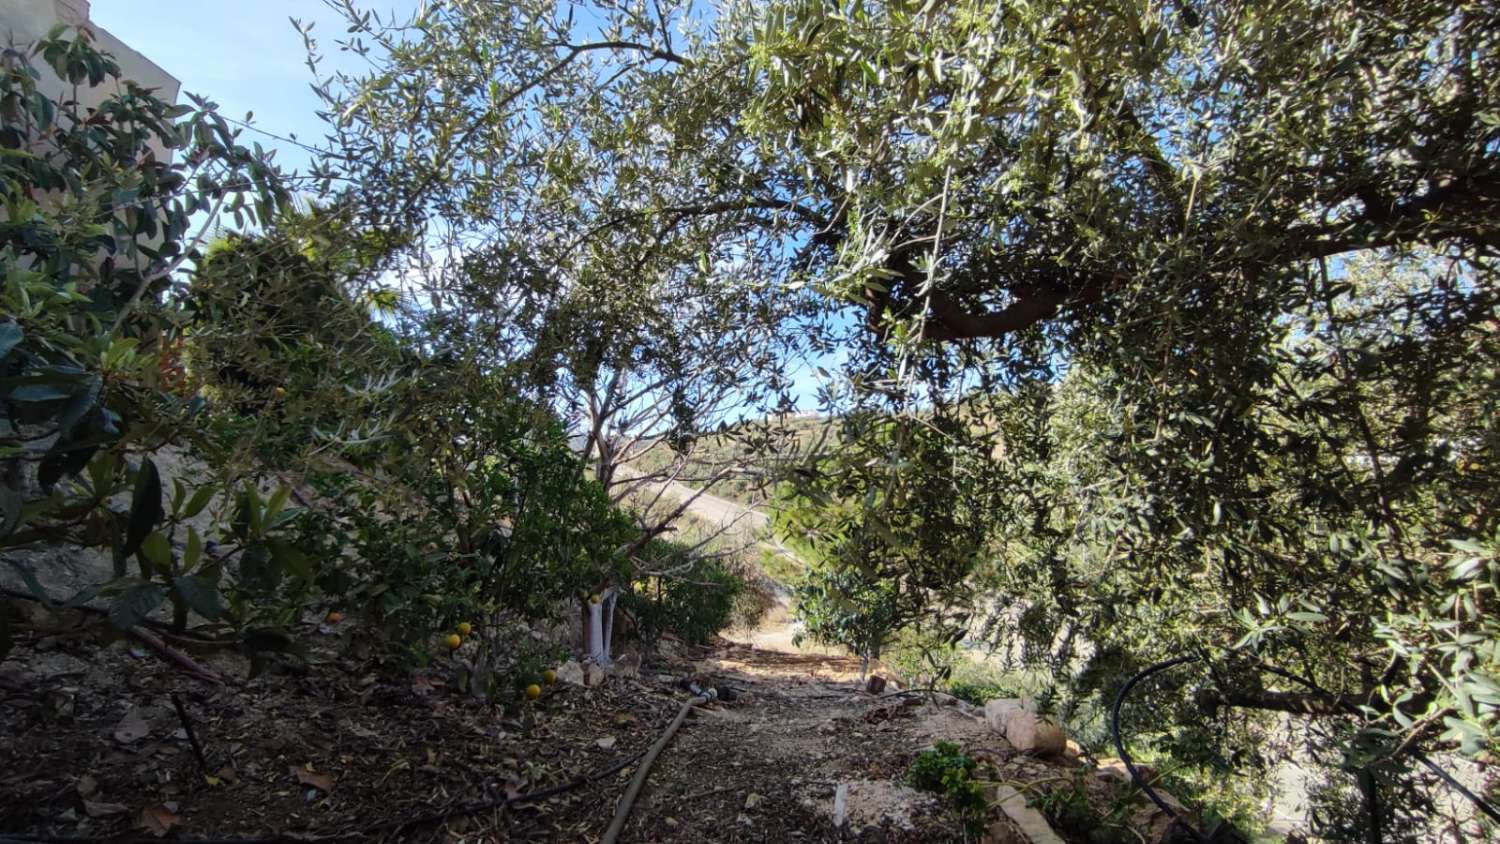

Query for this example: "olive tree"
[307,0,1500,828]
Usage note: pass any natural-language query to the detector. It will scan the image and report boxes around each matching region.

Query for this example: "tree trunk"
[586,587,619,665]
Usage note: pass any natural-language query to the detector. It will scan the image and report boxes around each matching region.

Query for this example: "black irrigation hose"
[1110,655,1208,842]
[1111,654,1500,840]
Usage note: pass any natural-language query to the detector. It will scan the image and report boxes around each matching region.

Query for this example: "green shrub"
[621,541,746,645]
[0,29,306,653]
[907,741,990,835]
[1030,772,1133,844]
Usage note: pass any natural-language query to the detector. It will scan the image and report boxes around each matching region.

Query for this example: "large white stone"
[554,660,586,686]
[983,698,1065,756]
[583,661,608,687]
[983,698,1032,734]
[1004,712,1066,756]
[987,784,1066,844]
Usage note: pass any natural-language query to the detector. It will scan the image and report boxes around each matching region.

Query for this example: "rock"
[832,783,849,828]
[554,660,586,686]
[983,698,1032,734]
[1005,712,1066,756]
[1132,795,1195,844]
[32,652,89,678]
[583,662,607,687]
[865,675,887,694]
[744,792,763,810]
[989,784,1066,844]
[612,652,641,679]
[1063,739,1084,759]
[113,707,153,744]
[1153,789,1188,814]
[1096,757,1156,786]
[984,697,1065,756]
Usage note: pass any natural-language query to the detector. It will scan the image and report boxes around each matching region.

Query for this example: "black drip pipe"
[1110,654,1208,842]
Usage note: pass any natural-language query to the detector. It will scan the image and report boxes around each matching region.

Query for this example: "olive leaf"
[172,574,222,621]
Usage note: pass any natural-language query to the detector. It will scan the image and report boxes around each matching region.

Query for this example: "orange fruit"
[542,669,557,685]
[444,633,462,650]
[457,622,472,637]
[325,611,344,623]
[525,684,542,700]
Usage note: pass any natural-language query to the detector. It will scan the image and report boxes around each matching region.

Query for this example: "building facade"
[1,0,181,159]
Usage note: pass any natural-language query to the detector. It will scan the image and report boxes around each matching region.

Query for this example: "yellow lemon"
[325,611,344,623]
[444,633,462,650]
[525,684,542,700]
[457,622,472,637]
[542,669,557,685]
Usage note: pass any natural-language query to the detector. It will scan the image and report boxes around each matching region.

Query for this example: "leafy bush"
[180,207,409,468]
[1029,772,1133,844]
[907,741,990,836]
[791,563,902,662]
[622,540,746,645]
[300,381,634,666]
[0,29,303,649]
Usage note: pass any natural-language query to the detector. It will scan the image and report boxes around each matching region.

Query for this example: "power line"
[220,114,328,159]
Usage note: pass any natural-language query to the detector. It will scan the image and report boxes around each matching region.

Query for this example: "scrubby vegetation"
[907,741,992,836]
[0,26,746,697]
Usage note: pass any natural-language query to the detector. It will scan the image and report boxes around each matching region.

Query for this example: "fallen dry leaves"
[292,764,334,793]
[138,803,180,837]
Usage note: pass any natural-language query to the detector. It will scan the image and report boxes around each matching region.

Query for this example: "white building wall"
[0,0,181,156]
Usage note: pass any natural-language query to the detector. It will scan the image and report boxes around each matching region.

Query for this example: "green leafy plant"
[0,29,293,643]
[1029,772,1132,844]
[907,741,991,836]
[620,541,746,646]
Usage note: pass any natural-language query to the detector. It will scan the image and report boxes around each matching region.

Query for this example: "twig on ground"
[1,587,238,648]
[128,626,227,685]
[678,785,737,803]
[172,693,211,778]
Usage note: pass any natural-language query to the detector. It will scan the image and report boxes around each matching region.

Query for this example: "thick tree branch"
[921,288,1069,342]
[1203,687,1370,716]
[1284,176,1500,259]
[551,40,693,67]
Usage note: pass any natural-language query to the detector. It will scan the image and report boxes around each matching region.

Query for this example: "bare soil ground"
[0,601,956,843]
[1,597,1144,844]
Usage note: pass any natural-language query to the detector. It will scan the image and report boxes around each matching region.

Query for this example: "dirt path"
[2,605,1096,843]
[615,465,837,656]
[613,464,770,536]
[611,643,972,842]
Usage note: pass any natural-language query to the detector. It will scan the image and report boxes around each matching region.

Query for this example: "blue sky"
[92,1,417,175]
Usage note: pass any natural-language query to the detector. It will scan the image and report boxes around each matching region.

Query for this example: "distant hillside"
[623,413,833,507]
